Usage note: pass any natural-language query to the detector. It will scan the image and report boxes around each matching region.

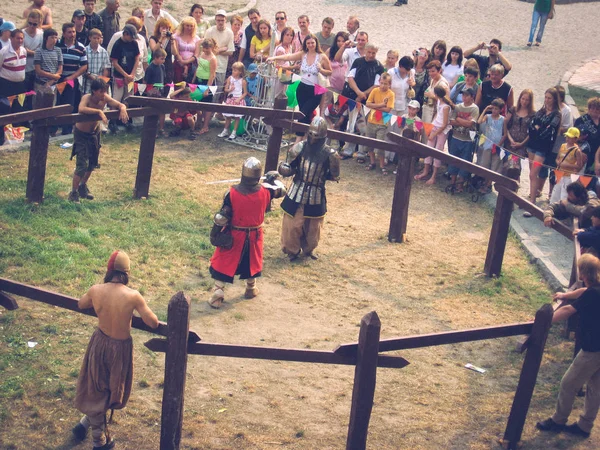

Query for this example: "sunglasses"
[28,22,39,27]
[275,17,285,21]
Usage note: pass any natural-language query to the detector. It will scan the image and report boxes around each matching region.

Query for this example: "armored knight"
[278,116,341,261]
[208,157,286,309]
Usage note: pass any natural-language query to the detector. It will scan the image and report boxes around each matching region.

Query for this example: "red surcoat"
[209,186,271,278]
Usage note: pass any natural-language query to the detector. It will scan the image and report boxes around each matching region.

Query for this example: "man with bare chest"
[72,250,158,449]
[69,78,128,203]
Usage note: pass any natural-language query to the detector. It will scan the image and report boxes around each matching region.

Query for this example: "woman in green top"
[528,0,555,47]
[190,4,210,39]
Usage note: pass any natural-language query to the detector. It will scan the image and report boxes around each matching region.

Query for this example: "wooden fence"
[1,91,582,280]
[0,277,553,449]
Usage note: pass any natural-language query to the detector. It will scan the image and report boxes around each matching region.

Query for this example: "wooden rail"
[0,277,201,342]
[0,104,72,127]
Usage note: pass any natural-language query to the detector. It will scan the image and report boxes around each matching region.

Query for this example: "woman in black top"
[148,18,174,96]
[526,87,561,205]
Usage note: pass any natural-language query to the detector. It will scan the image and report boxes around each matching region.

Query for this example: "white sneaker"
[228,132,237,141]
[218,129,229,138]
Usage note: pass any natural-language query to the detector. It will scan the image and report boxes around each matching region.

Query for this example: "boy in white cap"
[72,250,158,449]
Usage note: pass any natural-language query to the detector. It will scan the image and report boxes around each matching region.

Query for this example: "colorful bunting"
[314,84,328,95]
[422,122,434,137]
[571,174,580,183]
[554,170,564,184]
[286,81,300,108]
[580,175,593,188]
[17,94,26,107]
[533,161,543,168]
[137,83,147,95]
[337,95,347,109]
[347,99,356,111]
[208,85,217,95]
[56,82,66,94]
[373,110,382,122]
[66,79,75,88]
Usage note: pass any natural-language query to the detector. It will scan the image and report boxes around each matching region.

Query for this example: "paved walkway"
[569,58,600,94]
[252,0,600,287]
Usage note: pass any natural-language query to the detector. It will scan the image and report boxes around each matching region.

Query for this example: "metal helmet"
[307,116,328,141]
[241,157,262,186]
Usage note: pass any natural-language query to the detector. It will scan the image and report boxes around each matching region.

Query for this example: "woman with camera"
[149,18,175,93]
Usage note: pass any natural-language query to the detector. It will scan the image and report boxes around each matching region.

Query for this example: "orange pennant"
[422,122,434,137]
[579,175,593,188]
[56,82,66,95]
[554,170,564,184]
[100,76,110,83]
[533,161,543,168]
[7,95,15,107]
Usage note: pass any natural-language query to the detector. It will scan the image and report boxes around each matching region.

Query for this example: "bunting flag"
[66,79,75,88]
[7,96,14,107]
[337,95,348,109]
[314,84,328,95]
[389,114,397,126]
[571,174,580,183]
[499,148,506,159]
[100,76,110,83]
[17,94,26,107]
[137,83,147,95]
[422,122,434,137]
[286,81,300,108]
[382,112,392,124]
[128,82,134,92]
[133,83,138,95]
[491,144,498,155]
[533,161,543,168]
[479,134,486,146]
[580,175,593,188]
[469,130,477,140]
[414,121,423,131]
[347,99,356,111]
[291,73,302,83]
[332,92,339,104]
[153,83,164,88]
[175,81,186,87]
[114,78,124,88]
[197,85,208,93]
[188,83,197,91]
[554,170,564,184]
[23,90,36,96]
[167,83,175,87]
[56,82,67,94]
[208,85,217,95]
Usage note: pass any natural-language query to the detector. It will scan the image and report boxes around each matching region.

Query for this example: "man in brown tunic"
[72,250,158,449]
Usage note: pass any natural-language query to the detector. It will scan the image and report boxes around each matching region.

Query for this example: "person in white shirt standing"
[22,10,44,111]
[143,0,178,40]
[0,29,27,145]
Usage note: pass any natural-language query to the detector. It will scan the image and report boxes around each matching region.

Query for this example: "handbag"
[210,224,233,249]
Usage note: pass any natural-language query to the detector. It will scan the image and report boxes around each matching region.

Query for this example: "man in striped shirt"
[0,29,27,145]
[56,22,88,135]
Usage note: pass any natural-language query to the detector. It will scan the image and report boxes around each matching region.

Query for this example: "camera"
[165,31,172,38]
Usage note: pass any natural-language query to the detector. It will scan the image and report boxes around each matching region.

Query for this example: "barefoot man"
[72,250,159,449]
[69,78,128,202]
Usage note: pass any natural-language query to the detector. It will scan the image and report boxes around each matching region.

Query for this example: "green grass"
[568,84,599,116]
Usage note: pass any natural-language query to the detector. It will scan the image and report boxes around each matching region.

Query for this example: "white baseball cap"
[215,9,227,17]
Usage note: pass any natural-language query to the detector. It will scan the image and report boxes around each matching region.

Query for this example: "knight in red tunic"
[208,157,286,308]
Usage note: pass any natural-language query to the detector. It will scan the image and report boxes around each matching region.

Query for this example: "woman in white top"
[441,45,464,89]
[268,34,332,143]
[389,56,416,117]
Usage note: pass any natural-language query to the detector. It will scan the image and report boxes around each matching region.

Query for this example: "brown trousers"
[281,205,324,256]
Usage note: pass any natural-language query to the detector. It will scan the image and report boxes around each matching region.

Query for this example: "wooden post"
[0,291,18,310]
[346,311,381,450]
[388,153,415,243]
[26,88,54,203]
[484,188,515,277]
[264,94,288,173]
[503,303,553,449]
[160,291,191,450]
[133,113,160,199]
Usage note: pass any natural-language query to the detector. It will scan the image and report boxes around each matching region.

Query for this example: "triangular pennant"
[115,78,124,88]
[127,82,134,92]
[314,84,328,95]
[153,83,164,88]
[571,174,580,183]
[209,85,217,95]
[390,115,398,126]
[579,175,593,188]
[373,110,382,122]
[56,82,67,94]
[137,83,147,94]
[175,81,186,87]
[188,83,197,91]
[382,112,392,124]
[499,148,506,159]
[17,94,26,106]
[423,122,434,137]
[66,79,75,88]
[533,161,543,168]
[554,170,564,184]
[24,90,36,96]
[338,95,348,109]
[100,76,110,83]
[347,99,356,111]
[469,130,477,140]
[291,73,302,83]
[479,134,486,146]
[333,92,339,104]
[414,121,423,131]
[133,83,138,95]
[198,85,208,93]
[491,144,498,155]
[167,83,175,87]
[7,96,15,107]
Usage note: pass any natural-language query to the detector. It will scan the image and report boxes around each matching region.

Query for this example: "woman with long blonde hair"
[172,17,199,82]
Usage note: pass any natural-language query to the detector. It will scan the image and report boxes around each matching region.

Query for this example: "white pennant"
[469,131,477,140]
[571,174,580,182]
[390,115,398,126]
[362,106,371,116]
[292,73,302,83]
[209,85,217,95]
[137,83,147,94]
[499,149,506,159]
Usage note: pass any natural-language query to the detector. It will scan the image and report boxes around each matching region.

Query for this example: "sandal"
[365,163,376,171]
[381,168,389,176]
[198,128,210,135]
